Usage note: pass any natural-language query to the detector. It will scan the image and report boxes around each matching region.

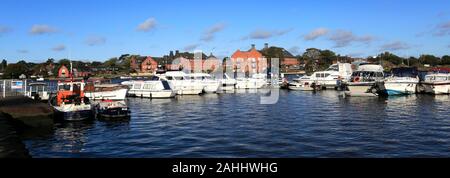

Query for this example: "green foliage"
[2,63,29,79]
[419,54,440,66]
[378,52,403,65]
[441,55,450,65]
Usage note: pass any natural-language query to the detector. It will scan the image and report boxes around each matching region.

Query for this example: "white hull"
[346,83,378,97]
[203,82,221,93]
[422,83,450,94]
[129,90,176,98]
[235,80,266,89]
[85,88,128,100]
[384,82,417,95]
[288,82,314,91]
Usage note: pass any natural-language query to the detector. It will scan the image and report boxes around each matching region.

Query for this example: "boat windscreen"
[161,81,171,90]
[150,76,160,81]
[391,67,418,77]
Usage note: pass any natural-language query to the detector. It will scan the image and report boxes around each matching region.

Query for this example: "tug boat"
[95,100,130,119]
[49,80,94,121]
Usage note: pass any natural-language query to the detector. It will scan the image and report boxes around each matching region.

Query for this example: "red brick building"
[58,65,70,78]
[231,44,267,74]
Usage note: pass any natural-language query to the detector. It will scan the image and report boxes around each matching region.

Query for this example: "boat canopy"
[390,67,418,77]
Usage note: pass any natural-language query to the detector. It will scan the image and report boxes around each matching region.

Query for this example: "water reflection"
[22,90,450,158]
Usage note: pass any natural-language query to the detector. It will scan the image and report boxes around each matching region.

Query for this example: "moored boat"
[156,71,203,95]
[384,67,419,96]
[95,100,130,119]
[187,73,221,93]
[344,63,386,97]
[84,83,128,100]
[49,80,94,121]
[121,76,176,98]
[421,73,450,94]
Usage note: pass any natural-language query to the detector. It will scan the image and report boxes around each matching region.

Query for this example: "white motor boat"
[219,73,237,91]
[121,77,176,98]
[235,73,267,89]
[84,84,128,100]
[421,73,450,94]
[384,67,419,96]
[187,73,221,93]
[344,63,386,97]
[295,63,353,90]
[156,71,203,95]
[288,79,317,91]
[25,82,50,101]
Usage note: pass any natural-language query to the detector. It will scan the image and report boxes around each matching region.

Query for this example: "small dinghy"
[95,100,130,119]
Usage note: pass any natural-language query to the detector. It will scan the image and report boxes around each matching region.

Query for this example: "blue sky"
[0,0,449,62]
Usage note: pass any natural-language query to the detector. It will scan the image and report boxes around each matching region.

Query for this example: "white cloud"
[17,49,29,54]
[52,44,66,52]
[242,28,292,40]
[184,43,200,51]
[0,25,12,34]
[328,30,375,48]
[303,28,329,41]
[380,41,411,51]
[201,23,226,42]
[137,18,157,32]
[86,36,106,46]
[30,24,57,35]
[433,21,450,36]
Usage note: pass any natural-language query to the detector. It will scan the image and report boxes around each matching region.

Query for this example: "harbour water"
[22,90,450,158]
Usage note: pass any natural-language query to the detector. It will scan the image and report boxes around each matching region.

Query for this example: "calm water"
[22,90,450,158]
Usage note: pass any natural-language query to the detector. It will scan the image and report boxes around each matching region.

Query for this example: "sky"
[0,0,449,63]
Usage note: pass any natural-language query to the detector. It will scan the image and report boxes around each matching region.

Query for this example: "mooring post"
[2,80,5,98]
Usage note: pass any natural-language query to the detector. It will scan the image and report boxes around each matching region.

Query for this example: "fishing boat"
[235,73,267,89]
[25,82,50,101]
[121,76,176,98]
[156,71,203,95]
[421,73,450,94]
[293,63,353,90]
[84,83,128,100]
[344,63,386,97]
[384,67,419,95]
[95,100,130,119]
[49,80,94,121]
[187,73,221,93]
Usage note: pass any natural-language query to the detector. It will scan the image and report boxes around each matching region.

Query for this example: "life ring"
[354,76,361,82]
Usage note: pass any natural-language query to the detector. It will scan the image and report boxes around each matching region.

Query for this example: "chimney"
[175,50,179,56]
[264,43,269,49]
[169,51,174,57]
[251,44,256,50]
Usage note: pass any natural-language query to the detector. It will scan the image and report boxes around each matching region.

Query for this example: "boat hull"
[54,109,93,121]
[97,107,131,119]
[345,83,378,97]
[85,88,128,100]
[384,83,417,95]
[422,82,450,94]
[130,90,176,98]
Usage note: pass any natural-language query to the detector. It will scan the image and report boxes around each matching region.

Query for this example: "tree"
[0,59,7,71]
[2,63,28,79]
[378,52,403,65]
[58,59,71,67]
[419,54,440,66]
[441,55,450,65]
